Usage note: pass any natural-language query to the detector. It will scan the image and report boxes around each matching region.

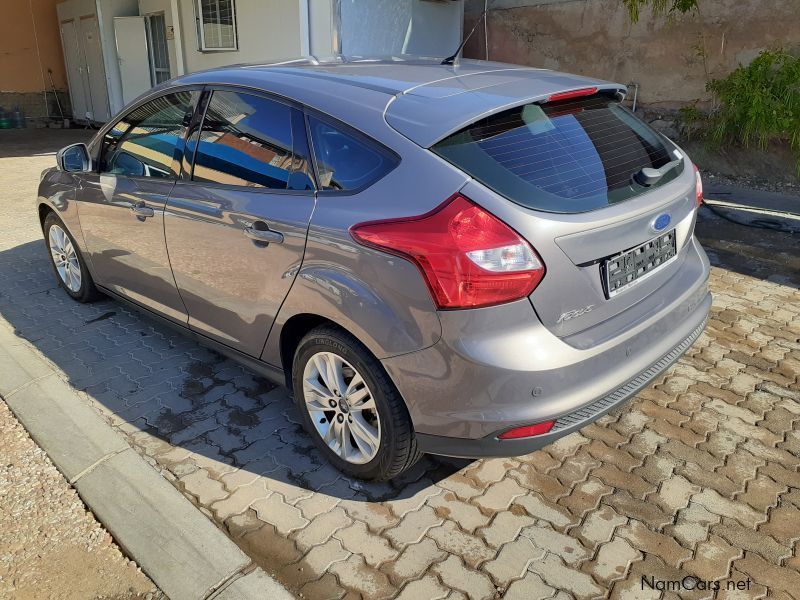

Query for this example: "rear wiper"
[633,159,682,187]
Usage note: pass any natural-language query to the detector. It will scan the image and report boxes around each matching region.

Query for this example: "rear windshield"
[432,95,684,214]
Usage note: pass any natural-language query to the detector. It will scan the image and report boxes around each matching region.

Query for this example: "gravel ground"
[0,398,161,599]
[703,170,800,197]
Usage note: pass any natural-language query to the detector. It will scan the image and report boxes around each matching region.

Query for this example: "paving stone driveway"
[2,130,799,599]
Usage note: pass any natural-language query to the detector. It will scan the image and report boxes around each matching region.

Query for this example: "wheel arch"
[38,202,54,230]
[278,313,338,389]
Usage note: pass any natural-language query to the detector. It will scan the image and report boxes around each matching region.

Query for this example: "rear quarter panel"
[261,136,470,363]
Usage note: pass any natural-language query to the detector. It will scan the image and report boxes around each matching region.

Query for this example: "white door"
[79,15,111,122]
[60,19,91,122]
[114,16,152,106]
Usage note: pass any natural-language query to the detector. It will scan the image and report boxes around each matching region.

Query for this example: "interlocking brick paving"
[2,130,798,599]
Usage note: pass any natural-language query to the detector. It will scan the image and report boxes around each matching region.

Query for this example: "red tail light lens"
[350,194,545,309]
[694,165,703,206]
[498,421,555,440]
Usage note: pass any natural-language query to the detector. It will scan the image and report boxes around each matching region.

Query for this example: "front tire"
[43,212,101,303]
[292,326,421,481]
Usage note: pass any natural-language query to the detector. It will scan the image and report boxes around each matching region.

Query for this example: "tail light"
[350,194,545,309]
[498,421,555,440]
[694,165,703,206]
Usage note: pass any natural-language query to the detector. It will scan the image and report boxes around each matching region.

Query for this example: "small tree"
[622,0,699,23]
[708,49,800,173]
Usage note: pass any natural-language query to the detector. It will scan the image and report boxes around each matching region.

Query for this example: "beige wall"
[464,0,800,107]
[0,0,67,93]
[177,0,303,73]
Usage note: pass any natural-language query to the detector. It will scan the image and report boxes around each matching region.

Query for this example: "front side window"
[196,0,237,51]
[308,116,398,192]
[191,90,296,189]
[100,91,197,179]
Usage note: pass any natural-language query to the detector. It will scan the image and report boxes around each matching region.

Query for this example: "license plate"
[604,230,677,297]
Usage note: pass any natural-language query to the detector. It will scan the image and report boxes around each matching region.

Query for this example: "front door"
[77,90,199,322]
[165,89,316,357]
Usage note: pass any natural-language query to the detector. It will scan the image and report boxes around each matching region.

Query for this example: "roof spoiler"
[385,80,627,148]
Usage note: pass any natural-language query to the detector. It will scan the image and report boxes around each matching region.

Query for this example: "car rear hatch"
[428,88,701,345]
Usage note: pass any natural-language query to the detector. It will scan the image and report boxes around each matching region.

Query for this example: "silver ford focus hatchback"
[38,58,711,480]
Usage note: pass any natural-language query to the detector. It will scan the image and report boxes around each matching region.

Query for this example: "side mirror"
[56,143,91,172]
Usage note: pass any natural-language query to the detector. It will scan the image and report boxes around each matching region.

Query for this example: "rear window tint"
[308,116,397,192]
[432,95,683,214]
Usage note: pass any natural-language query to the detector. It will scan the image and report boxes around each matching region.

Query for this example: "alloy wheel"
[302,351,381,464]
[49,224,82,293]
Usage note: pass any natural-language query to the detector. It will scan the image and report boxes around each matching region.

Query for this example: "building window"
[196,0,237,51]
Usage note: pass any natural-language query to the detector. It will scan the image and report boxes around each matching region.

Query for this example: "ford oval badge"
[651,213,671,233]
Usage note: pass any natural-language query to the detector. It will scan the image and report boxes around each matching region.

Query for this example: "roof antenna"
[441,3,489,66]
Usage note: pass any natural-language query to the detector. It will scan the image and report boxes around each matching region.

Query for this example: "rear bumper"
[414,314,707,457]
[381,236,711,458]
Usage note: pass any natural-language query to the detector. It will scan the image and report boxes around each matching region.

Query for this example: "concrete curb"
[0,318,294,600]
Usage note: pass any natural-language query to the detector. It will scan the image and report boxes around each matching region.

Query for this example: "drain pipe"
[170,0,185,75]
[627,82,640,112]
[300,0,310,56]
[331,0,342,56]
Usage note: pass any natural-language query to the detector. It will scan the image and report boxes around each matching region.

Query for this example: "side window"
[191,90,296,190]
[100,91,197,179]
[308,116,398,192]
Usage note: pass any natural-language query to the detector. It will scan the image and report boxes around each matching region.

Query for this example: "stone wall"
[0,92,71,125]
[464,0,800,108]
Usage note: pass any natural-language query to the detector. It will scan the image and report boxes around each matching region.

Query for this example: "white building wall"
[339,0,463,57]
[175,0,304,72]
[57,0,138,117]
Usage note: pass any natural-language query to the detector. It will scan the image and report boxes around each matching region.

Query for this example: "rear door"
[433,92,699,340]
[165,88,316,357]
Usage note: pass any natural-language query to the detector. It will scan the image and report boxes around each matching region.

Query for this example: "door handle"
[130,202,154,218]
[244,222,284,244]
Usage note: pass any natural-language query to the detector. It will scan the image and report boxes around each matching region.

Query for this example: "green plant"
[678,103,703,140]
[621,0,699,23]
[707,49,800,172]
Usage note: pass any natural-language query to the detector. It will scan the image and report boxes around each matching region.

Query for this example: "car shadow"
[0,129,94,159]
[0,239,471,507]
[696,207,800,289]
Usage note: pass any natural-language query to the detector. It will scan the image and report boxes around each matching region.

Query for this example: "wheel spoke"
[304,377,334,408]
[312,354,334,393]
[339,420,351,459]
[348,391,375,412]
[323,418,338,446]
[323,353,347,396]
[345,374,367,399]
[68,265,82,291]
[349,413,379,456]
[55,226,66,250]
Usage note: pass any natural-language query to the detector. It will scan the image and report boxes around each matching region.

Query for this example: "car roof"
[171,57,625,147]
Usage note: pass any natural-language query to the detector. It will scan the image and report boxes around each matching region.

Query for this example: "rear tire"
[292,325,422,481]
[43,212,101,303]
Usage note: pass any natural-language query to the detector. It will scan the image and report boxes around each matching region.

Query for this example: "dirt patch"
[0,400,160,600]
